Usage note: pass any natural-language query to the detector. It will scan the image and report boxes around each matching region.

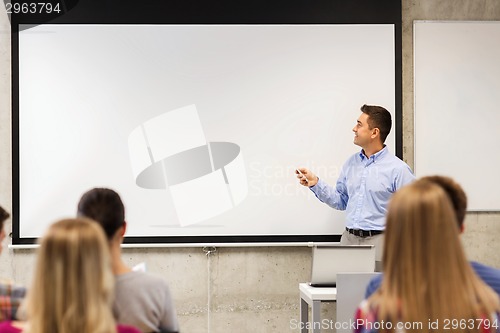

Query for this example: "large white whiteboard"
[414,21,500,211]
[15,24,397,242]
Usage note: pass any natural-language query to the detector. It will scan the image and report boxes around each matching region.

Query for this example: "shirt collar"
[358,145,388,162]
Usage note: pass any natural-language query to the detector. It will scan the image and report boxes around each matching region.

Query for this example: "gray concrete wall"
[1,1,500,332]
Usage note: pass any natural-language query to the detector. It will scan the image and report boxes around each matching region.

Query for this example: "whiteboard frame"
[10,0,404,246]
[413,20,500,211]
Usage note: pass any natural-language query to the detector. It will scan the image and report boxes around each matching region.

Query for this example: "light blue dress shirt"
[310,146,415,231]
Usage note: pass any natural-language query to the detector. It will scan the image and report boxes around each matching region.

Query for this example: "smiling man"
[297,104,415,271]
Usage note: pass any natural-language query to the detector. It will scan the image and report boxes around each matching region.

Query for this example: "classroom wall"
[1,1,500,332]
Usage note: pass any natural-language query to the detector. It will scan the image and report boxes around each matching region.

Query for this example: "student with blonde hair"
[364,175,500,298]
[0,218,140,333]
[355,180,500,333]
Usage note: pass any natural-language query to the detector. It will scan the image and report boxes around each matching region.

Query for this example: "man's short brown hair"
[360,104,392,143]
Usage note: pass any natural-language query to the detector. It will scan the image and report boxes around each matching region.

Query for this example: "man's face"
[352,112,375,148]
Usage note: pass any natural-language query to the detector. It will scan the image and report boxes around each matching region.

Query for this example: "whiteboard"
[414,21,500,211]
[13,23,398,244]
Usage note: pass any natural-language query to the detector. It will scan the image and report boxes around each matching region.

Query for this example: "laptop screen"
[309,245,376,287]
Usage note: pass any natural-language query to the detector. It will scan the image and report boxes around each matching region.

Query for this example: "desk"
[299,283,337,333]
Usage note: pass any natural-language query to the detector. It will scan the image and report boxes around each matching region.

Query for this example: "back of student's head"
[27,218,116,333]
[383,180,461,274]
[77,188,125,240]
[375,179,499,333]
[420,175,467,228]
[360,104,392,143]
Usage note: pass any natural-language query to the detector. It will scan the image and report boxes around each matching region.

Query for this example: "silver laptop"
[309,245,376,287]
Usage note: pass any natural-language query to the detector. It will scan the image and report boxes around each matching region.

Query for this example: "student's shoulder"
[470,261,500,277]
[470,261,500,295]
[0,280,26,297]
[364,274,383,298]
[117,271,169,288]
[0,279,26,293]
[117,324,142,333]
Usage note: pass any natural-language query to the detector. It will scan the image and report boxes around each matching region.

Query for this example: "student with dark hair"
[0,205,26,321]
[297,104,415,271]
[77,188,179,333]
[365,175,500,298]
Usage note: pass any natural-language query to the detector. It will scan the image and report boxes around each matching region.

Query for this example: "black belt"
[346,227,383,238]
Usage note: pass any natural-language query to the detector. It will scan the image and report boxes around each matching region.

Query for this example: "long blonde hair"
[369,180,499,333]
[26,218,117,333]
